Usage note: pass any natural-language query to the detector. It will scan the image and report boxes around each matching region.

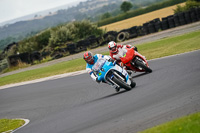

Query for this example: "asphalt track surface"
[0,50,200,133]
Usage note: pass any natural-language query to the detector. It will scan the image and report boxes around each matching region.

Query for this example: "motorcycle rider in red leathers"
[108,41,138,74]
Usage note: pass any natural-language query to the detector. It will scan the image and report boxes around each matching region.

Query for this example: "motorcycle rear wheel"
[135,60,152,73]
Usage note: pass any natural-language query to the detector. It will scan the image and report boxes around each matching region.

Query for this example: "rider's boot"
[127,70,132,75]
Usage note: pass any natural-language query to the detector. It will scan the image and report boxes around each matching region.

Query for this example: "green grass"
[139,112,200,133]
[0,58,86,86]
[138,30,200,60]
[0,30,200,86]
[0,119,25,133]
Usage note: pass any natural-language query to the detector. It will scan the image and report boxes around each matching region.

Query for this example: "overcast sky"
[0,0,85,23]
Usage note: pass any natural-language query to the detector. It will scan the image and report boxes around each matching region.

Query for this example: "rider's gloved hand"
[133,46,138,52]
[126,44,132,48]
[96,78,101,83]
[108,58,115,63]
[119,62,125,67]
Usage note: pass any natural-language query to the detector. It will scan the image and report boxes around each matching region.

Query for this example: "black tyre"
[129,26,138,38]
[161,20,169,30]
[148,23,156,33]
[168,16,176,28]
[130,78,136,88]
[142,23,150,35]
[190,9,198,22]
[112,76,132,91]
[155,21,161,31]
[117,32,126,42]
[173,14,181,27]
[184,11,192,24]
[178,12,186,25]
[135,60,152,73]
[105,34,116,42]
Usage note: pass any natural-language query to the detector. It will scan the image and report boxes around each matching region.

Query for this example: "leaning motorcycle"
[120,47,152,73]
[92,58,136,91]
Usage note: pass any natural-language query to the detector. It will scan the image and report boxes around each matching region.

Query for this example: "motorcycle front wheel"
[112,76,132,91]
[135,60,152,73]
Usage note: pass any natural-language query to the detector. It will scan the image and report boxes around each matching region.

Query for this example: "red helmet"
[108,41,118,53]
[83,51,94,64]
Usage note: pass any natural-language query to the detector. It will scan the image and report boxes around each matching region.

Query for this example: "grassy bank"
[0,119,25,133]
[139,112,200,133]
[0,30,200,86]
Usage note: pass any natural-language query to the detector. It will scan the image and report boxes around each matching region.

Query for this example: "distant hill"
[0,1,84,27]
[0,0,164,50]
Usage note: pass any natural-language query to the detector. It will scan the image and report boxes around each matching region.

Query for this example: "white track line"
[0,50,199,90]
[11,118,30,133]
[0,70,86,90]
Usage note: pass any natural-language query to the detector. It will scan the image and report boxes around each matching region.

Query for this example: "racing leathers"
[109,44,137,69]
[86,54,110,82]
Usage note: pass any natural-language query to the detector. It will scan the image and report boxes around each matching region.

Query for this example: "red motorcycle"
[120,47,152,73]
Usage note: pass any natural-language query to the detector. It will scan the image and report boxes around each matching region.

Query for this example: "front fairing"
[92,58,113,81]
[120,48,135,64]
[92,58,131,85]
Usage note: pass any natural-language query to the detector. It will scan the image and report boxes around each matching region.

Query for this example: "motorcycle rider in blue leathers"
[83,51,120,92]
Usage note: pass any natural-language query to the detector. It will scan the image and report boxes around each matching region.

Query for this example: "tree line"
[7,20,104,56]
[173,0,200,13]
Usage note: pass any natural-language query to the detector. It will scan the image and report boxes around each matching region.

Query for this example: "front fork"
[106,70,125,88]
[107,77,120,88]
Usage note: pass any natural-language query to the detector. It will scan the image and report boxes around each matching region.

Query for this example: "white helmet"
[108,41,118,53]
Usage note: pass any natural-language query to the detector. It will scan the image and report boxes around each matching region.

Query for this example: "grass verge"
[139,112,200,133]
[0,119,25,133]
[0,30,200,86]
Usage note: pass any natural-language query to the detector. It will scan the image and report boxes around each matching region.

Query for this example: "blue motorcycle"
[92,58,136,91]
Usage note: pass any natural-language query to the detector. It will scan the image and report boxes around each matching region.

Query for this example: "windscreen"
[92,58,106,72]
